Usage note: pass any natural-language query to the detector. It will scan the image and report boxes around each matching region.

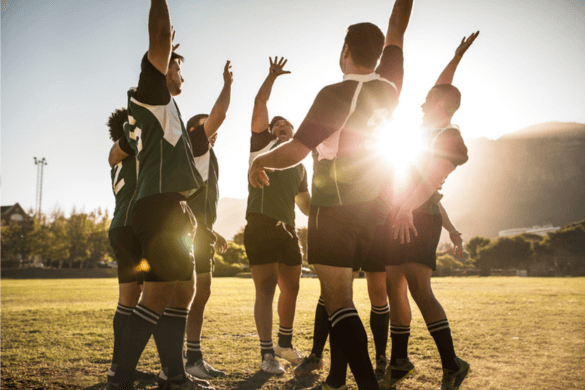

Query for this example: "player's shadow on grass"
[231,371,278,390]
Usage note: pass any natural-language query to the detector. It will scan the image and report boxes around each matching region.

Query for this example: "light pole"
[34,157,47,220]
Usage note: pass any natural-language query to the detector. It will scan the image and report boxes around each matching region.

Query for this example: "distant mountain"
[440,122,585,239]
[216,122,585,241]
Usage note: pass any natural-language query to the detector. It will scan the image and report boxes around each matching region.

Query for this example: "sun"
[376,110,424,177]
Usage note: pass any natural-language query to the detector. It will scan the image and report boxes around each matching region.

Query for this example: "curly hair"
[107,108,128,142]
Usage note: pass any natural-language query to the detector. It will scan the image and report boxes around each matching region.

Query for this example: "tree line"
[3,208,584,277]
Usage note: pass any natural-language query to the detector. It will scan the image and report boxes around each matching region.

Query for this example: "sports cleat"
[261,353,286,375]
[108,368,155,383]
[274,344,303,364]
[162,379,215,390]
[383,357,415,387]
[375,355,388,381]
[300,382,348,390]
[293,353,324,375]
[106,381,133,390]
[441,358,470,390]
[158,371,212,390]
[186,359,226,379]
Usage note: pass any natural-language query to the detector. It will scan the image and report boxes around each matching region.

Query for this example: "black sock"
[370,303,390,360]
[260,340,274,359]
[330,307,378,389]
[186,340,203,365]
[278,325,293,348]
[115,304,160,384]
[112,303,133,368]
[427,319,458,371]
[311,297,330,358]
[325,318,347,389]
[390,324,410,365]
[158,308,189,382]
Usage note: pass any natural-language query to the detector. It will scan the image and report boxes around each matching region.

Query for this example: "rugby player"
[378,31,479,390]
[106,108,154,384]
[249,1,413,387]
[106,1,212,389]
[245,57,311,374]
[183,60,233,379]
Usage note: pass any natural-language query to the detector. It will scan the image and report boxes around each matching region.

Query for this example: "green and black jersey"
[247,129,308,227]
[187,124,219,229]
[294,45,404,207]
[414,125,469,215]
[109,153,138,230]
[125,59,203,201]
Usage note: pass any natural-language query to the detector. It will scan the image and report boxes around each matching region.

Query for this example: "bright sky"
[2,0,584,217]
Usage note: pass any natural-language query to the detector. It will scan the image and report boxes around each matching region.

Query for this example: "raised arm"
[435,31,480,86]
[251,57,291,133]
[384,0,414,49]
[203,61,233,138]
[147,0,173,75]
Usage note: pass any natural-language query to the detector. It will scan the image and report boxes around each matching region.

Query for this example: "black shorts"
[308,200,386,270]
[193,221,216,274]
[244,213,302,267]
[132,193,196,282]
[369,212,442,270]
[109,226,144,284]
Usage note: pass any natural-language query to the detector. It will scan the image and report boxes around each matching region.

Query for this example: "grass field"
[2,277,584,390]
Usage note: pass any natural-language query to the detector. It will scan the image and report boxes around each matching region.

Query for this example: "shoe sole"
[293,365,324,376]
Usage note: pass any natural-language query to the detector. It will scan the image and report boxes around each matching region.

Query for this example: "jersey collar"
[343,72,380,82]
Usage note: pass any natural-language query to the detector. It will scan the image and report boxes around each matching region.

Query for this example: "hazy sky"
[2,0,584,218]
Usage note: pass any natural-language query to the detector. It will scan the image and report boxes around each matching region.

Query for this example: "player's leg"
[294,294,328,375]
[366,271,389,379]
[251,262,284,374]
[381,265,414,388]
[275,262,302,364]
[185,224,225,379]
[316,264,378,390]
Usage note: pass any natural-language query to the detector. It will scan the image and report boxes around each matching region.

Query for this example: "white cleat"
[186,360,226,379]
[261,353,285,375]
[274,344,303,365]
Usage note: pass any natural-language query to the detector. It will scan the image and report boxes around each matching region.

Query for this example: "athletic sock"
[427,319,458,371]
[370,303,390,360]
[278,326,293,348]
[325,318,347,389]
[390,324,410,365]
[260,340,274,359]
[115,304,160,384]
[112,303,134,367]
[311,296,330,358]
[186,340,203,365]
[158,307,190,382]
[329,307,378,389]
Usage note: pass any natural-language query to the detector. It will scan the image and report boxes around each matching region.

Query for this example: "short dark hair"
[269,116,293,131]
[344,23,385,69]
[108,108,128,142]
[140,51,185,71]
[431,84,461,116]
[186,114,209,131]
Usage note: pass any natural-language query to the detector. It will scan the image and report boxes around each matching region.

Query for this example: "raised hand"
[171,27,180,52]
[269,56,291,77]
[223,60,233,85]
[455,31,480,58]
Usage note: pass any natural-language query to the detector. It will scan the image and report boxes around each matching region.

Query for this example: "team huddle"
[105,1,478,389]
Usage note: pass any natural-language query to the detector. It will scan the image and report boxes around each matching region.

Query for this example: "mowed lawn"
[2,277,584,390]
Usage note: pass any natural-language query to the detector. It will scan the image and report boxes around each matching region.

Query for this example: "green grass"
[2,277,584,389]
